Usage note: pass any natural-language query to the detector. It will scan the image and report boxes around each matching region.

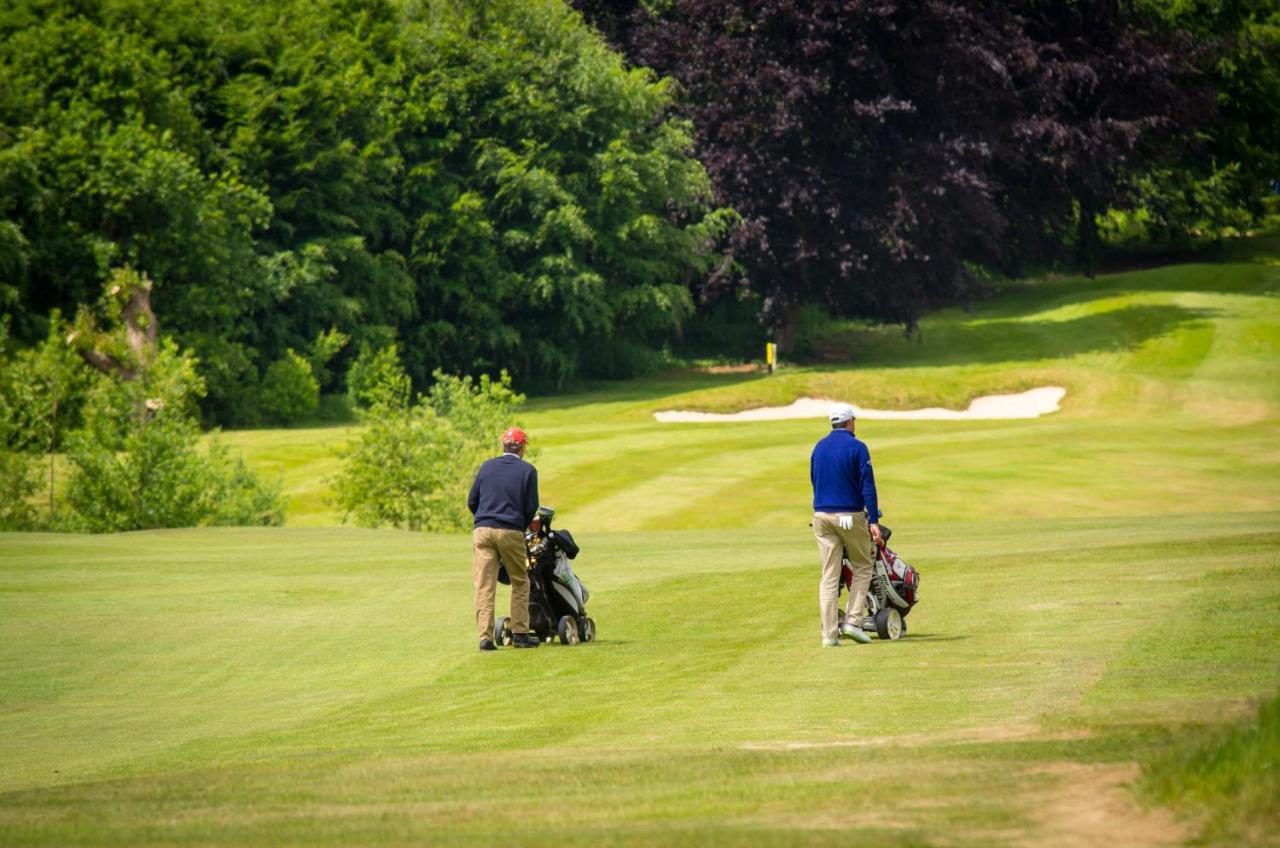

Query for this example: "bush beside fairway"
[1,516,1277,845]
[2,239,1277,843]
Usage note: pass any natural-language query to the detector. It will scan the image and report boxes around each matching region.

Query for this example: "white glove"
[838,514,854,530]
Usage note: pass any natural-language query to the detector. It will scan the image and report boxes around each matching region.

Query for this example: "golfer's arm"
[860,450,880,525]
[524,468,539,526]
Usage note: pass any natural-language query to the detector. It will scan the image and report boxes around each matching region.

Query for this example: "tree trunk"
[776,304,798,355]
[48,392,56,522]
[1077,197,1100,278]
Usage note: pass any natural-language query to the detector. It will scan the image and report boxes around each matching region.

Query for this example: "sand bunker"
[654,386,1066,423]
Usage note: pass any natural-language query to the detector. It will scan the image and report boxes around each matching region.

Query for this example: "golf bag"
[839,525,919,640]
[495,506,596,646]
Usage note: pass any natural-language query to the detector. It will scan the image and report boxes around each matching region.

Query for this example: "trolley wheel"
[494,616,513,647]
[557,615,580,645]
[874,607,903,641]
[578,616,596,643]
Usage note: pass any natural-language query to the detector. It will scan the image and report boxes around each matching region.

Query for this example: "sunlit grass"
[1,514,1276,844]
[2,235,1277,844]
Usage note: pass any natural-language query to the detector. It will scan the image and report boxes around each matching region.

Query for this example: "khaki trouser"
[814,511,874,641]
[473,527,531,640]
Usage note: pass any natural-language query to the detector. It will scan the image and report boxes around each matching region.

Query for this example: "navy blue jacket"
[468,454,539,531]
[810,429,881,522]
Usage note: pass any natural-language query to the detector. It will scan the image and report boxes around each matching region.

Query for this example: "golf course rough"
[2,239,1278,845]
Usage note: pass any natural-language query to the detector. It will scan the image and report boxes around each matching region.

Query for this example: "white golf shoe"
[840,623,872,643]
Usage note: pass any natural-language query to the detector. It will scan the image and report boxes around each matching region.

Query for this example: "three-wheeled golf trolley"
[495,506,596,646]
[837,525,920,640]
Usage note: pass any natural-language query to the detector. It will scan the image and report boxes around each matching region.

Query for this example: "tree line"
[0,0,1276,530]
[1,0,731,430]
[576,0,1278,337]
[4,0,1276,412]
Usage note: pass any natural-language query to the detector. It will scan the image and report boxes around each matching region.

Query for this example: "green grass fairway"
[3,237,1279,844]
[2,515,1277,845]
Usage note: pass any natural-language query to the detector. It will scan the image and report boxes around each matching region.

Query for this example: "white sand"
[654,386,1066,423]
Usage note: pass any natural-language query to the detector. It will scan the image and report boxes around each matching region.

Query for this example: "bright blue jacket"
[810,429,880,521]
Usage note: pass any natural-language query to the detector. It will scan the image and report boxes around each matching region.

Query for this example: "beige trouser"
[473,527,531,640]
[814,511,874,641]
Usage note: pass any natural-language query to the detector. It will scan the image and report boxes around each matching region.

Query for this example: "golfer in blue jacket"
[810,403,883,647]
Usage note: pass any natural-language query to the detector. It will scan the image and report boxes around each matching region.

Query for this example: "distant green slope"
[221,238,1279,530]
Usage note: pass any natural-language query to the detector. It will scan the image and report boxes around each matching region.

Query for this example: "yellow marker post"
[765,342,777,374]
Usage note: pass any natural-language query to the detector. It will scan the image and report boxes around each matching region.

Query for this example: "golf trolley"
[837,525,920,641]
[495,506,596,646]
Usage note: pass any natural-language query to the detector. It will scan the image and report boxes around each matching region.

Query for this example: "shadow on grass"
[540,302,1218,411]
[979,265,1276,322]
[528,241,1267,409]
[525,370,770,411]
[824,303,1220,369]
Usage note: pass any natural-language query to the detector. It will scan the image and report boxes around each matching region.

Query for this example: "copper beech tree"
[580,0,1204,337]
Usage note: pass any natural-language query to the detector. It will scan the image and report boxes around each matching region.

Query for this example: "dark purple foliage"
[578,0,1203,333]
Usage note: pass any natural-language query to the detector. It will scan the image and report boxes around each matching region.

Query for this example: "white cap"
[828,402,856,424]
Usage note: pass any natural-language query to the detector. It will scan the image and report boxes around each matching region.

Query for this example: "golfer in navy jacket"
[810,403,883,646]
[468,426,540,650]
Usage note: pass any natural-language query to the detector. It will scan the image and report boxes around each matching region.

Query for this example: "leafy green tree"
[1122,0,1280,245]
[258,350,320,426]
[0,316,40,530]
[0,449,39,530]
[0,4,271,356]
[346,343,411,411]
[3,0,728,416]
[0,312,89,522]
[388,0,732,385]
[333,362,529,532]
[59,276,285,532]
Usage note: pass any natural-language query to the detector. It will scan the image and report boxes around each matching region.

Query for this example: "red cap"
[501,426,527,446]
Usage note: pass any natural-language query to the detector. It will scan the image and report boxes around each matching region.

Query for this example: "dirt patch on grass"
[693,363,762,374]
[1017,762,1193,848]
[739,723,1092,752]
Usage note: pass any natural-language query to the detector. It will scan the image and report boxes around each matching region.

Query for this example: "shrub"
[332,405,472,532]
[258,350,320,426]
[62,414,213,532]
[424,369,525,451]
[346,343,410,411]
[333,365,529,532]
[205,441,288,526]
[60,342,287,532]
[0,313,87,529]
[0,450,39,531]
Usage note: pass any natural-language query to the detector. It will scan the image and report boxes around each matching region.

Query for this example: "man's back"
[469,454,539,530]
[810,429,878,518]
